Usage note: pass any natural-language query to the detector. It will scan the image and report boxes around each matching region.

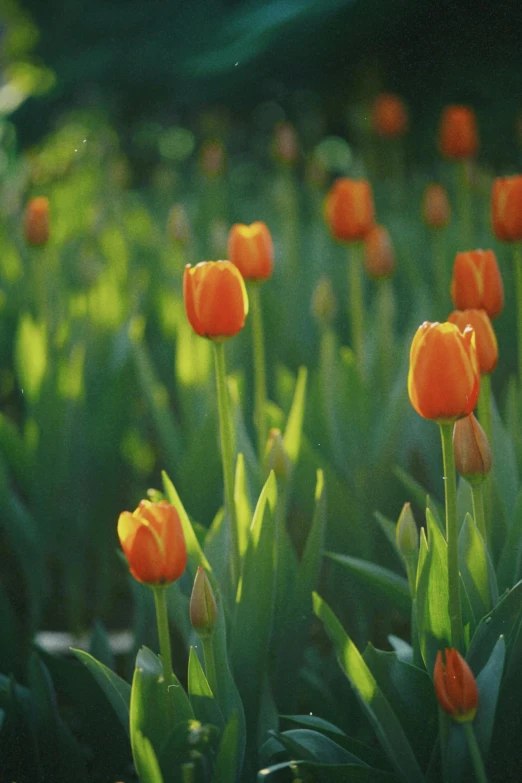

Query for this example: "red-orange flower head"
[23,197,50,246]
[408,321,480,421]
[434,648,478,723]
[184,261,249,340]
[324,178,375,242]
[422,184,451,230]
[447,309,498,375]
[491,176,522,242]
[372,93,408,138]
[450,249,503,319]
[438,106,479,160]
[117,500,187,585]
[227,222,274,282]
[364,225,395,279]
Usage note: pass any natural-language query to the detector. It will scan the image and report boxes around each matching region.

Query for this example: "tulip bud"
[190,567,218,638]
[447,309,498,375]
[264,428,292,481]
[372,93,408,139]
[200,140,226,179]
[396,503,419,561]
[422,184,451,230]
[491,175,522,242]
[311,276,337,326]
[273,121,299,165]
[23,197,50,246]
[434,648,478,723]
[438,106,479,160]
[364,225,395,279]
[183,261,249,341]
[453,414,492,485]
[167,204,191,245]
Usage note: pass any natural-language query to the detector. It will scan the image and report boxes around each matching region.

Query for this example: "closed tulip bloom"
[408,321,480,421]
[23,197,50,246]
[184,261,249,340]
[422,184,451,229]
[447,309,498,374]
[372,93,408,138]
[453,413,492,483]
[434,648,478,723]
[450,249,503,318]
[491,176,522,242]
[118,500,187,585]
[438,106,479,160]
[227,222,273,281]
[190,567,218,638]
[325,178,375,242]
[364,225,395,279]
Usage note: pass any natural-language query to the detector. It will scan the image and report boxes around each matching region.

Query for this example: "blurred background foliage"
[5,0,522,165]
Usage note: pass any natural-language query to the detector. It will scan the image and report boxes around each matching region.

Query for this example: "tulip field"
[2,96,522,783]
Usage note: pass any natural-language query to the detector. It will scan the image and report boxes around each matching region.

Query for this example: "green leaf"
[459,513,497,621]
[89,620,115,670]
[415,509,451,673]
[393,465,440,517]
[491,396,519,527]
[466,580,522,673]
[283,366,307,464]
[312,593,424,782]
[213,711,240,783]
[235,452,253,559]
[257,761,399,782]
[130,647,172,763]
[456,479,473,533]
[497,488,522,592]
[373,511,402,565]
[71,648,131,734]
[133,729,164,783]
[473,635,505,757]
[387,636,413,664]
[326,553,410,616]
[14,313,47,404]
[271,728,367,765]
[187,647,224,730]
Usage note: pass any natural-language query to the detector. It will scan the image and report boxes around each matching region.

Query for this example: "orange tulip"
[450,249,503,318]
[23,197,50,246]
[184,260,248,340]
[273,121,299,165]
[227,222,273,281]
[408,321,480,421]
[422,184,451,229]
[324,178,375,242]
[491,176,522,242]
[434,648,478,723]
[372,93,408,138]
[438,106,479,160]
[364,225,395,279]
[447,309,498,374]
[118,500,187,585]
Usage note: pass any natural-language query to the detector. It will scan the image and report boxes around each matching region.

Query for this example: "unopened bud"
[273,121,299,165]
[422,184,451,230]
[311,276,337,326]
[23,197,50,246]
[199,139,226,179]
[190,567,217,638]
[453,413,492,485]
[264,428,292,480]
[364,225,395,280]
[167,204,191,245]
[396,503,419,560]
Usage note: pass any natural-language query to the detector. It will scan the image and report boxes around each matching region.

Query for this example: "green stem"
[457,161,472,248]
[213,341,239,585]
[376,279,394,394]
[439,422,463,651]
[477,374,492,537]
[249,284,268,463]
[153,587,174,702]
[471,482,487,542]
[348,243,365,373]
[514,245,522,395]
[432,228,448,313]
[463,722,488,783]
[202,636,219,702]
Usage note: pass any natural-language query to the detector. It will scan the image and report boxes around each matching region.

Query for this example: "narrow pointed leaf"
[326,553,410,616]
[71,648,130,734]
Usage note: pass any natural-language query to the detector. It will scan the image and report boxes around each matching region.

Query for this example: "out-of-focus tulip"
[184,261,248,340]
[448,309,498,375]
[422,184,451,229]
[118,500,187,585]
[324,178,375,242]
[190,567,218,638]
[23,197,50,246]
[311,276,337,326]
[453,413,492,484]
[491,176,522,242]
[273,121,299,165]
[372,93,408,138]
[167,204,191,245]
[408,321,480,421]
[434,648,478,723]
[438,106,479,160]
[364,225,395,279]
[200,139,226,178]
[227,222,273,282]
[450,249,503,318]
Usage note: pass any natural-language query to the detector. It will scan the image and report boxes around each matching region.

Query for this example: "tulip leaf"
[257,760,400,781]
[269,728,367,765]
[491,396,519,527]
[374,511,402,565]
[488,613,522,770]
[326,553,411,616]
[89,620,115,671]
[283,365,307,465]
[234,452,253,559]
[466,579,522,673]
[459,513,497,621]
[71,648,130,735]
[415,509,451,673]
[213,711,240,783]
[473,635,505,757]
[497,487,522,592]
[187,647,224,730]
[14,313,47,405]
[393,465,440,519]
[312,592,424,782]
[132,729,164,783]
[387,636,413,664]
